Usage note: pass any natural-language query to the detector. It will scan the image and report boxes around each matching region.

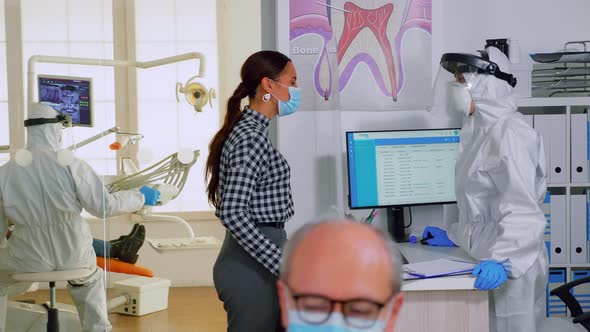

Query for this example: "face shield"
[430,51,517,121]
[24,113,71,128]
[18,103,73,167]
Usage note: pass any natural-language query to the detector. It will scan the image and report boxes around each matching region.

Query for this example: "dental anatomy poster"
[289,0,432,111]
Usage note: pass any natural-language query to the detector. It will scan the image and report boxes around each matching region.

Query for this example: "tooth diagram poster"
[289,0,432,111]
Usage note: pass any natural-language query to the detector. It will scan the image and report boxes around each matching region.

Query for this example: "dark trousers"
[213,226,287,332]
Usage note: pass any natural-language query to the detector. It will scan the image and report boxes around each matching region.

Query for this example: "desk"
[395,243,489,332]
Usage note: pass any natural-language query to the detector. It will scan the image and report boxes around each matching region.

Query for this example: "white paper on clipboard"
[402,258,476,279]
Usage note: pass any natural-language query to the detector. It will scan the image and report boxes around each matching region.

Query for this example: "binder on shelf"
[572,270,590,316]
[550,195,566,264]
[587,195,590,263]
[534,114,566,183]
[571,194,588,263]
[571,113,589,182]
[547,268,567,317]
[543,192,551,262]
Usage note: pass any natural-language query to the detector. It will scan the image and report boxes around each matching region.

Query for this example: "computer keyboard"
[147,236,221,252]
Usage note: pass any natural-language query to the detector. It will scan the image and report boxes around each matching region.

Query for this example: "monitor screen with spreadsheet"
[346,128,460,209]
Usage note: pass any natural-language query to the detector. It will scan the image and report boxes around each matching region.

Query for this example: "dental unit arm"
[105,149,220,252]
[27,52,206,106]
[64,126,143,152]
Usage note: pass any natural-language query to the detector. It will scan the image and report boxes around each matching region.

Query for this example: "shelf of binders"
[517,97,590,107]
[548,264,590,268]
[547,184,568,187]
[546,183,590,187]
[519,97,590,318]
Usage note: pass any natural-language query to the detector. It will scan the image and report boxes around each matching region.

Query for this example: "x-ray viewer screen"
[38,75,92,127]
[346,129,460,209]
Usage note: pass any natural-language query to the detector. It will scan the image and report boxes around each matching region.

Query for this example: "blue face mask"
[287,311,387,332]
[272,81,302,117]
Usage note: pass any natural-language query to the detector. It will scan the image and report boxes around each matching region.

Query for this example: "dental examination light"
[176,75,216,113]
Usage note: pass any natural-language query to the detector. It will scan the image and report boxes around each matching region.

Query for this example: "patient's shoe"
[110,224,145,264]
[111,223,141,244]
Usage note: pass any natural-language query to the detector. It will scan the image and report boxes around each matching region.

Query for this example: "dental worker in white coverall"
[423,46,548,332]
[0,103,160,332]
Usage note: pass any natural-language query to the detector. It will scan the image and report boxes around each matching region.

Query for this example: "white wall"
[217,0,263,115]
[437,0,590,58]
[278,0,590,237]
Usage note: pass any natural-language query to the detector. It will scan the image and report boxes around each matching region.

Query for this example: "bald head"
[280,220,401,301]
[278,220,404,330]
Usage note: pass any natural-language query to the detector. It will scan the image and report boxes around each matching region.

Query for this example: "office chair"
[549,275,590,331]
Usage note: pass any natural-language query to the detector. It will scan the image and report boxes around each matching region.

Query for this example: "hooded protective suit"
[0,103,145,332]
[445,47,548,331]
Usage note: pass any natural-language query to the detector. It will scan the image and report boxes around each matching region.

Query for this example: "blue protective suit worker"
[0,103,159,332]
[425,47,548,332]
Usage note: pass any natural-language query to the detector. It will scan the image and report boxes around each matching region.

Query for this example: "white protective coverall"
[445,47,548,332]
[0,103,145,332]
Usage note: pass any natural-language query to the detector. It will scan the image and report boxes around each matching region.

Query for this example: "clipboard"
[403,258,476,279]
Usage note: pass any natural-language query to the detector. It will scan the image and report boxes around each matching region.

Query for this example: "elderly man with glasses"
[277,220,404,331]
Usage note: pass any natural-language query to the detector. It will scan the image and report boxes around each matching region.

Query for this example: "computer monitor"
[38,75,93,127]
[346,128,460,241]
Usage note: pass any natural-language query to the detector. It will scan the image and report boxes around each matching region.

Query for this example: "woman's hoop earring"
[262,93,271,103]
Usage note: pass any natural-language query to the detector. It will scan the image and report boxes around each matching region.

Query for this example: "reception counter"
[395,243,489,332]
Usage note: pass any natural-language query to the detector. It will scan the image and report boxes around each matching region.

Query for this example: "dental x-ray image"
[38,75,93,126]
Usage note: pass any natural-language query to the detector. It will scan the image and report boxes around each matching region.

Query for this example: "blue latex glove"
[421,226,457,247]
[472,261,508,290]
[139,186,160,206]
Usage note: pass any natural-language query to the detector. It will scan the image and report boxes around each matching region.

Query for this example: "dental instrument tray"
[147,236,221,253]
[530,51,590,63]
[530,40,590,97]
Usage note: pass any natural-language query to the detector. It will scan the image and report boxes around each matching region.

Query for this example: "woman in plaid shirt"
[206,51,300,331]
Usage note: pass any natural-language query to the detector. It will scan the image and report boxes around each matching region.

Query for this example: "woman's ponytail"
[205,83,249,208]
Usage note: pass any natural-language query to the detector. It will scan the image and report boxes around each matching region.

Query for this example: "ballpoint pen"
[420,234,434,244]
[368,210,379,224]
[365,209,376,223]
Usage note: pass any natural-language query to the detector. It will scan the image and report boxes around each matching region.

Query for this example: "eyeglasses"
[290,293,389,329]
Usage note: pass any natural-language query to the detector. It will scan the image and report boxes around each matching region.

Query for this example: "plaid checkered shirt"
[215,106,294,275]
